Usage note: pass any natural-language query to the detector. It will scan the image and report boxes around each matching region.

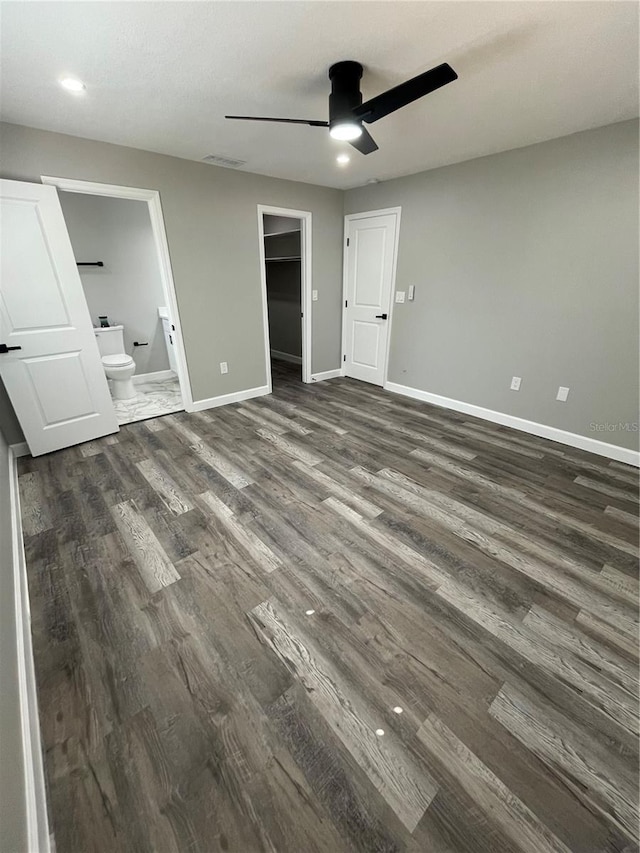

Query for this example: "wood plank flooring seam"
[18,360,639,853]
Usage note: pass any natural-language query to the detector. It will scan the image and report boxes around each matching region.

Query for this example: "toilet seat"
[102,354,134,368]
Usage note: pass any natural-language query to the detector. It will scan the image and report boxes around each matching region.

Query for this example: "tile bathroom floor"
[111,374,183,424]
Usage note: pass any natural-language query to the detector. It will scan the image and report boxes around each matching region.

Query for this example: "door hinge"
[345,300,348,308]
[301,312,304,318]
[346,238,350,247]
[343,354,346,362]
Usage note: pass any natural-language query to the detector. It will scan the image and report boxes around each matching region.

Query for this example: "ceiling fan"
[225,60,458,155]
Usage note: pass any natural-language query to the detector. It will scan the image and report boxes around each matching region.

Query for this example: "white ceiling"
[1,1,637,189]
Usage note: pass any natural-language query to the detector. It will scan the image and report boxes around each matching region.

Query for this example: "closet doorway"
[257,205,312,387]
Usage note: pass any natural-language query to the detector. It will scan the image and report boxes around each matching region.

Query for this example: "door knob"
[0,343,22,354]
[374,313,388,320]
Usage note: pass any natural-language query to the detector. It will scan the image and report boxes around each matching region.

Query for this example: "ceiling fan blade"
[225,115,329,127]
[353,62,457,124]
[348,127,378,155]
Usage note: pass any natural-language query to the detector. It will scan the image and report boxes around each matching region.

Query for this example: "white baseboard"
[270,349,302,366]
[190,384,270,413]
[133,369,176,384]
[385,381,640,467]
[9,441,30,458]
[7,444,51,852]
[311,368,342,382]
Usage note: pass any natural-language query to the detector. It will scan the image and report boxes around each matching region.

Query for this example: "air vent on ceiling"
[201,154,246,169]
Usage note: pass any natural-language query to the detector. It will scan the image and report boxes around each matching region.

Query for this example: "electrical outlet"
[408,285,415,301]
[220,362,228,374]
[312,290,318,301]
[510,376,522,391]
[556,386,569,402]
[395,291,405,303]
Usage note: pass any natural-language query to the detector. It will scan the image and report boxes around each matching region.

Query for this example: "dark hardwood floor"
[18,361,639,853]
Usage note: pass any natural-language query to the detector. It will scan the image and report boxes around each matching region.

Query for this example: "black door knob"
[0,343,22,354]
[374,313,388,320]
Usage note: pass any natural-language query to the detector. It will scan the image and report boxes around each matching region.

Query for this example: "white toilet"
[94,325,136,400]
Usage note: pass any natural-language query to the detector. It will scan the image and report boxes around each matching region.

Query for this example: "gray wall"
[264,214,299,236]
[58,192,170,375]
[265,223,302,359]
[345,120,639,451]
[0,427,28,852]
[267,262,303,359]
[0,378,24,445]
[0,123,344,407]
[2,120,638,454]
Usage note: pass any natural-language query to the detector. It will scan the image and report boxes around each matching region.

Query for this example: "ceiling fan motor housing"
[328,61,363,127]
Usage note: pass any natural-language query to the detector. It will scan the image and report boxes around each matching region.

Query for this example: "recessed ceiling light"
[59,77,86,93]
[336,153,350,166]
[329,122,362,141]
[375,728,385,737]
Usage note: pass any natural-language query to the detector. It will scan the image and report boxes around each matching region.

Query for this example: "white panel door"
[343,211,398,386]
[0,179,118,456]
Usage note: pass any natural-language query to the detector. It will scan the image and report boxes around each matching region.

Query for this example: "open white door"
[0,179,118,456]
[343,209,400,386]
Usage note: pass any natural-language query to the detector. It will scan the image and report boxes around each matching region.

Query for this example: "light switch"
[395,291,406,303]
[408,285,415,301]
[220,362,228,374]
[312,290,318,301]
[510,376,521,391]
[556,386,569,402]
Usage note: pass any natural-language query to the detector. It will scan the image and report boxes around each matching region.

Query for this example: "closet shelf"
[264,228,301,237]
[266,256,301,262]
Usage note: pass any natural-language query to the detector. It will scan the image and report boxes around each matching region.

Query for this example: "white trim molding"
[270,349,302,366]
[190,384,270,412]
[40,176,194,412]
[7,443,51,853]
[257,205,313,387]
[311,368,342,382]
[385,381,640,467]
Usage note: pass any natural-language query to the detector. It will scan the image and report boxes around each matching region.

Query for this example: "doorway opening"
[257,205,312,389]
[43,177,191,425]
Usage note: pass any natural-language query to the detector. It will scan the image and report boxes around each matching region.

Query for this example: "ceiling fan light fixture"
[224,59,457,158]
[59,77,86,92]
[329,121,363,141]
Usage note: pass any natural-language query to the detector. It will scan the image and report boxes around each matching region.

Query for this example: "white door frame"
[257,204,312,386]
[40,175,194,411]
[341,207,402,385]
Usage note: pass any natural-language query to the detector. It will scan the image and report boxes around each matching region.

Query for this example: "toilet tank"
[94,325,126,357]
